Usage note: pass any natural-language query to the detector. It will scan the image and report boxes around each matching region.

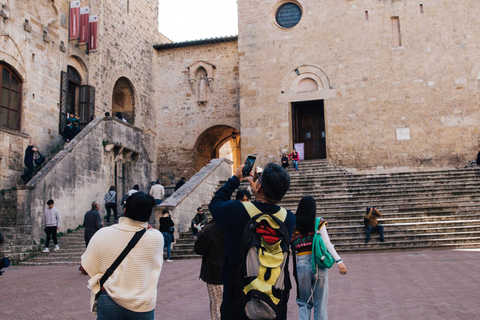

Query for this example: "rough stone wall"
[157,158,233,235]
[238,0,480,171]
[155,41,240,184]
[0,0,163,190]
[24,118,153,242]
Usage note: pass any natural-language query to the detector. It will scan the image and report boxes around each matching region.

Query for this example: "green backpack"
[311,217,335,273]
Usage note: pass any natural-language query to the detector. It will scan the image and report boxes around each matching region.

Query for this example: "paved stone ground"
[1,249,479,320]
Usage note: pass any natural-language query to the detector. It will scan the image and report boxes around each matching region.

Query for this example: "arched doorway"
[193,125,241,172]
[112,77,135,124]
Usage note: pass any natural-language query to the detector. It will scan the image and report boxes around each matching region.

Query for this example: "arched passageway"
[193,125,241,172]
[112,77,135,124]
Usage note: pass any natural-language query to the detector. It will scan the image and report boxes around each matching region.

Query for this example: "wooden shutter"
[59,71,68,134]
[79,85,95,129]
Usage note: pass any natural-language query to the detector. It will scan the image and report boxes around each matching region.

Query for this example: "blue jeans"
[296,255,328,320]
[155,199,162,205]
[161,232,173,259]
[293,160,299,171]
[97,291,154,320]
[366,225,384,241]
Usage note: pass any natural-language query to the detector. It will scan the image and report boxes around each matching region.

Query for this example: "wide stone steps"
[169,161,480,259]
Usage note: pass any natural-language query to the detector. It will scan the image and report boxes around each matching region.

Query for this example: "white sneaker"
[166,259,173,262]
[54,245,60,251]
[42,247,49,253]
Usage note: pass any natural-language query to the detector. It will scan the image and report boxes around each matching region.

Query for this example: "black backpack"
[238,202,291,320]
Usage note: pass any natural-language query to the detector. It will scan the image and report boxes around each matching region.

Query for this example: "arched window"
[0,63,22,130]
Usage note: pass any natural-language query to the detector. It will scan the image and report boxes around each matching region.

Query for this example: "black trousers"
[105,203,118,223]
[44,226,58,247]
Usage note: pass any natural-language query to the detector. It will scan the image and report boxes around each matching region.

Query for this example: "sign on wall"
[69,1,80,40]
[396,127,411,141]
[294,143,305,161]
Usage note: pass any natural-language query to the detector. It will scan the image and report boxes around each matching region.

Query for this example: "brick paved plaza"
[1,249,479,320]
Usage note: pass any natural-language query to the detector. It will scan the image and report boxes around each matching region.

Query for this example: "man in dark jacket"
[174,177,186,191]
[191,207,207,238]
[209,162,295,320]
[83,201,103,247]
[21,140,37,183]
[194,220,225,320]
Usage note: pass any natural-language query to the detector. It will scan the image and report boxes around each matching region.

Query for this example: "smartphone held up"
[242,154,256,177]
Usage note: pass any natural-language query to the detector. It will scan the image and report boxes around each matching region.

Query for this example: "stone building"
[0,0,169,246]
[2,0,480,253]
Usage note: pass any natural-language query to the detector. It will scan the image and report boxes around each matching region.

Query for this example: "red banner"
[69,1,80,40]
[89,15,98,52]
[79,7,89,45]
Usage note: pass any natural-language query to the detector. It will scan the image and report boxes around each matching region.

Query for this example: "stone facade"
[0,0,168,191]
[237,0,480,170]
[4,0,480,247]
[18,118,153,242]
[154,39,240,184]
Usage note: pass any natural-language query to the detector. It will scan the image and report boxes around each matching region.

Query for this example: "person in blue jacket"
[209,162,295,320]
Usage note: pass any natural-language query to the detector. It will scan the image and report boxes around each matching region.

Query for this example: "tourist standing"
[104,186,118,225]
[209,163,295,319]
[83,201,103,247]
[159,209,174,262]
[81,192,163,318]
[291,196,347,320]
[194,220,225,320]
[150,179,165,205]
[42,199,61,253]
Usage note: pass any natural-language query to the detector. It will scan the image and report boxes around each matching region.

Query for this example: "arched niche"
[282,64,331,94]
[112,77,135,124]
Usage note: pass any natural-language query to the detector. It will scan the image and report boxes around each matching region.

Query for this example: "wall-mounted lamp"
[294,69,300,76]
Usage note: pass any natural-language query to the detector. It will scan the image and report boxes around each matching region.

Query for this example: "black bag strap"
[36,150,43,157]
[99,228,146,289]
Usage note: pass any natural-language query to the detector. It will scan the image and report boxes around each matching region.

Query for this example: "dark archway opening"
[193,125,241,172]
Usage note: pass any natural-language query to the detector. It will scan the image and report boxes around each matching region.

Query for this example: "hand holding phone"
[242,155,256,177]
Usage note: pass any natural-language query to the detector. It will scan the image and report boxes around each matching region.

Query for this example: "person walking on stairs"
[42,199,61,253]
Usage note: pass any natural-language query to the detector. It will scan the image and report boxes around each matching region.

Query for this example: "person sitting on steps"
[364,206,385,243]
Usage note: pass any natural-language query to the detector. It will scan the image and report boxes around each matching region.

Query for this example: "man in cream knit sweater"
[81,192,163,319]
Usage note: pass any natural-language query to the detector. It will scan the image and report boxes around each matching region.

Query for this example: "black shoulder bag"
[92,228,146,312]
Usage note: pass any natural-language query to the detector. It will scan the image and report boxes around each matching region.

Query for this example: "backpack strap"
[242,201,287,222]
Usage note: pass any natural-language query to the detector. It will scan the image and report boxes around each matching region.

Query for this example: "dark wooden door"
[293,100,326,160]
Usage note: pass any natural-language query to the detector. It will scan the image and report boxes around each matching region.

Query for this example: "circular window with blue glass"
[275,2,302,29]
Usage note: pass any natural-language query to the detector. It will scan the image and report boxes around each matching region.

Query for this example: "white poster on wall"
[396,127,410,141]
[294,143,305,161]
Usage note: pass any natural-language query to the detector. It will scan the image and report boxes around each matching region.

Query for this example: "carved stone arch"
[67,55,88,84]
[0,35,27,80]
[282,64,331,94]
[188,60,216,83]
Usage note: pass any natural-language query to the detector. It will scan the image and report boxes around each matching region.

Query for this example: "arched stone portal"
[194,125,241,172]
[112,77,135,124]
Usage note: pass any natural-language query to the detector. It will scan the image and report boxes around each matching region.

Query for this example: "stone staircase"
[170,159,480,259]
[18,213,159,266]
